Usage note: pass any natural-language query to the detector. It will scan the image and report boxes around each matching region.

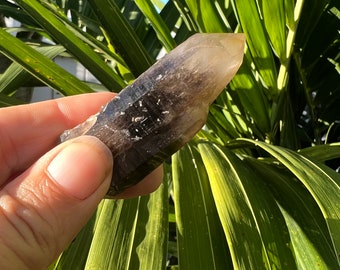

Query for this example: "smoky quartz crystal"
[60,33,245,197]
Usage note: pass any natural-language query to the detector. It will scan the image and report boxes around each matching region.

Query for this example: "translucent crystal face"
[60,33,245,196]
[163,33,246,106]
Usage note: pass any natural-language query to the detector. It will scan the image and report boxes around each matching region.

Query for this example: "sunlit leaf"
[298,143,340,162]
[0,28,93,95]
[231,0,278,96]
[238,138,340,259]
[259,0,287,61]
[84,183,168,269]
[173,143,232,269]
[15,0,125,91]
[135,0,176,52]
[184,0,229,33]
[0,45,66,95]
[245,158,339,268]
[89,0,154,77]
[198,142,297,269]
[1,1,338,269]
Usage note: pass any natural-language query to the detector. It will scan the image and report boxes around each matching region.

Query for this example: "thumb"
[0,136,112,270]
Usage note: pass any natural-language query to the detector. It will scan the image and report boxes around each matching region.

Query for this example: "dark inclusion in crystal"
[60,33,245,197]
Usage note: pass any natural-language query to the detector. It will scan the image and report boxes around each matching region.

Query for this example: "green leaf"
[171,0,198,33]
[281,208,333,269]
[274,91,301,149]
[298,143,340,163]
[184,0,229,33]
[84,183,168,269]
[15,0,125,91]
[172,143,232,269]
[135,0,177,52]
[284,0,295,31]
[239,138,340,261]
[0,28,93,95]
[133,184,168,269]
[229,57,271,133]
[2,1,338,269]
[0,1,38,27]
[231,0,278,97]
[0,45,66,95]
[198,142,297,269]
[244,158,340,268]
[160,0,190,44]
[49,204,102,270]
[0,93,25,107]
[259,0,287,61]
[39,2,128,68]
[209,105,241,140]
[89,0,154,77]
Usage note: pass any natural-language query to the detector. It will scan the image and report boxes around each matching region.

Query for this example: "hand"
[0,93,163,270]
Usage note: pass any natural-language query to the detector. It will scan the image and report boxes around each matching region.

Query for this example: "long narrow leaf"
[239,138,340,261]
[259,0,286,61]
[0,93,25,107]
[133,182,168,270]
[184,0,229,33]
[0,28,93,95]
[245,157,340,268]
[15,0,125,91]
[84,184,168,269]
[89,0,154,77]
[135,0,176,52]
[198,142,296,269]
[0,45,66,95]
[229,57,271,133]
[298,143,340,163]
[49,206,101,270]
[172,143,232,269]
[38,2,128,68]
[0,1,38,26]
[231,0,278,97]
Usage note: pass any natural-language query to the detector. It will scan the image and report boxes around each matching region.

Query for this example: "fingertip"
[47,136,113,200]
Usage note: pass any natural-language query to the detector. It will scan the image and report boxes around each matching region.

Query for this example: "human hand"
[0,93,163,269]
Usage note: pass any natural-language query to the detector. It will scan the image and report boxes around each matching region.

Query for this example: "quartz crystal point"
[60,33,245,197]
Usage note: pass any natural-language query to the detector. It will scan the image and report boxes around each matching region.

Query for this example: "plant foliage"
[0,0,339,269]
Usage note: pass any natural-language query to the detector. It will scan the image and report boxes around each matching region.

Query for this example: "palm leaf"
[135,0,176,52]
[0,27,93,95]
[239,139,340,256]
[198,142,297,269]
[1,0,339,269]
[0,45,66,95]
[15,0,125,91]
[172,143,232,269]
[89,0,154,77]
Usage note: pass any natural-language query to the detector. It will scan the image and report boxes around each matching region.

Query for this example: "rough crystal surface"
[60,33,245,197]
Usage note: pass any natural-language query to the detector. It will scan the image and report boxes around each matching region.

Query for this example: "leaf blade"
[89,0,154,77]
[135,0,177,52]
[198,142,297,269]
[172,143,232,269]
[239,138,340,262]
[0,28,93,95]
[15,0,125,91]
[231,0,278,97]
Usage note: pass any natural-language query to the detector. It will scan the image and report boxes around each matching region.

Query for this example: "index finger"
[0,92,115,184]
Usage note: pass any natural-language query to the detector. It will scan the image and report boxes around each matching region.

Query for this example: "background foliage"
[0,0,339,269]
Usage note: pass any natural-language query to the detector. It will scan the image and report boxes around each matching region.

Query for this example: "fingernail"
[47,136,112,200]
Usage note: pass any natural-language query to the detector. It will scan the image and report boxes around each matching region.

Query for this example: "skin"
[0,92,163,269]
